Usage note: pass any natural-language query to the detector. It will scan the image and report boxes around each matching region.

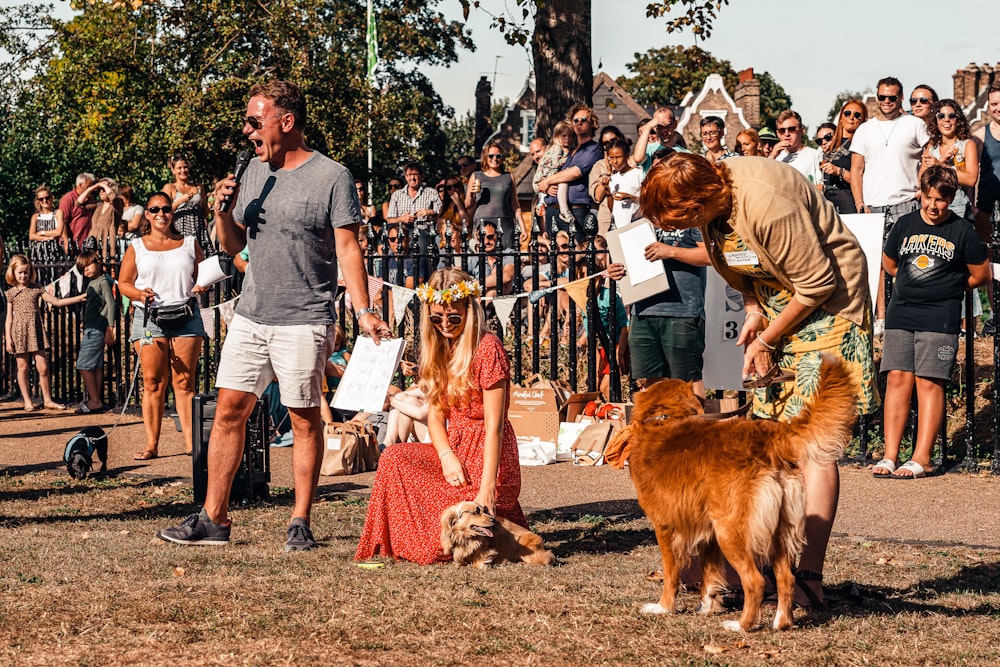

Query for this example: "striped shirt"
[387,186,442,226]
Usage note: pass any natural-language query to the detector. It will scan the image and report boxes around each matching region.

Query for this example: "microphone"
[219,149,252,213]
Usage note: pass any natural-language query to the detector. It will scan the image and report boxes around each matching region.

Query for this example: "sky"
[26,0,1000,137]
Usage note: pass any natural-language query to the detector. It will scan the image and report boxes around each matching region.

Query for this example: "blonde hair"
[6,254,35,286]
[33,185,53,214]
[418,268,486,411]
[552,120,574,147]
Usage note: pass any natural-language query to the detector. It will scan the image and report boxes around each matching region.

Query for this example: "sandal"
[872,458,897,478]
[133,450,157,461]
[742,364,795,389]
[794,570,827,611]
[892,460,929,479]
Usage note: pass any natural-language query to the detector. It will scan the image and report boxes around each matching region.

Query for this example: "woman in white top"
[920,99,979,219]
[118,191,208,461]
[28,184,66,255]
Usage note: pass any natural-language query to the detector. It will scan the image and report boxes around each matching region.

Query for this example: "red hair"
[641,153,733,224]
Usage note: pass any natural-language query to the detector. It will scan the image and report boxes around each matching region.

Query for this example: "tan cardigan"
[704,157,870,325]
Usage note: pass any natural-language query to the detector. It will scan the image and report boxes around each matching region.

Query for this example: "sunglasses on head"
[937,112,958,120]
[842,109,863,120]
[817,133,834,143]
[429,313,464,326]
[147,205,172,214]
[910,97,933,105]
[877,94,899,103]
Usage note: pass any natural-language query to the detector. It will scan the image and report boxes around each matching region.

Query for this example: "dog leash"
[643,401,752,424]
[104,351,142,439]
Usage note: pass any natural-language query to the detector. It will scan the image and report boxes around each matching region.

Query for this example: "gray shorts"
[215,314,334,408]
[77,328,105,371]
[880,329,958,380]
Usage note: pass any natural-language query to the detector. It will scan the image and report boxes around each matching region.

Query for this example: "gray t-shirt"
[234,151,361,326]
[472,171,516,219]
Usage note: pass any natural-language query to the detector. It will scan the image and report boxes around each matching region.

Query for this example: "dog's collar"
[642,402,752,424]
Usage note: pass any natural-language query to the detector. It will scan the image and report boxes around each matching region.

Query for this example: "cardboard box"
[508,385,560,444]
[562,392,601,422]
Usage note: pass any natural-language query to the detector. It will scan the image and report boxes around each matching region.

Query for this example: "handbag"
[150,299,195,328]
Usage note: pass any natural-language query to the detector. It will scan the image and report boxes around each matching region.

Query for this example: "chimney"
[962,63,980,109]
[474,76,492,156]
[734,68,760,129]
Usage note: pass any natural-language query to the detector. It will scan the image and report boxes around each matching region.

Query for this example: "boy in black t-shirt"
[875,166,991,478]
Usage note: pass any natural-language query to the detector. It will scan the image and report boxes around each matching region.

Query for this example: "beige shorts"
[215,314,334,408]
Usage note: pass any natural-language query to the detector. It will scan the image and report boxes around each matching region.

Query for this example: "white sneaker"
[873,319,885,336]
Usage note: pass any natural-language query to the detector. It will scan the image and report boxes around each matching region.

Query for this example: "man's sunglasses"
[777,126,800,134]
[244,113,285,130]
[482,234,496,241]
[429,314,464,326]
[842,110,864,120]
[877,94,899,103]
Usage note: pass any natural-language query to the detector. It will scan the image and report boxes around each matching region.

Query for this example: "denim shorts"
[77,328,106,371]
[129,306,208,342]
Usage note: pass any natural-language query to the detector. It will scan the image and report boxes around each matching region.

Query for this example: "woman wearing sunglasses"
[356,269,528,564]
[379,177,404,221]
[920,99,979,220]
[820,99,868,213]
[465,139,524,251]
[118,192,208,461]
[28,185,67,255]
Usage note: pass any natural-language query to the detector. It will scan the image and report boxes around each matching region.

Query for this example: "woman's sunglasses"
[817,134,834,143]
[147,206,172,214]
[937,112,958,120]
[429,314,464,326]
[842,110,864,120]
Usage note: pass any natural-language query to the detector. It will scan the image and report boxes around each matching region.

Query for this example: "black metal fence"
[2,218,999,473]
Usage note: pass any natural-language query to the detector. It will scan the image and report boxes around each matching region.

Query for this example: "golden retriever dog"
[440,501,555,568]
[628,354,857,632]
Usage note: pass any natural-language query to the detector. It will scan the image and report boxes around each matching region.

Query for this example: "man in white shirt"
[770,110,822,185]
[849,76,929,230]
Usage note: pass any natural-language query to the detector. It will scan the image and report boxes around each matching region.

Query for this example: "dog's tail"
[781,353,859,465]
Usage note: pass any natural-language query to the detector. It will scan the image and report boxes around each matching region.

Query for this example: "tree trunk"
[532,0,592,139]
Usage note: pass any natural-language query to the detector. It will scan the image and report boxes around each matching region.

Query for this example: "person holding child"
[75,250,116,414]
[875,166,991,479]
[4,254,86,411]
[117,192,208,460]
[355,269,527,564]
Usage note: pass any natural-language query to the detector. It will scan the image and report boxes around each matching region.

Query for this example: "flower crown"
[415,280,481,304]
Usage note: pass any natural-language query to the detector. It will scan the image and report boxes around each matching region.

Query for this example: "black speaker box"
[192,393,271,506]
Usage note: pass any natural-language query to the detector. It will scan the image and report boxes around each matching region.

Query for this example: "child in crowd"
[533,120,576,224]
[876,166,991,478]
[75,251,116,414]
[577,235,630,400]
[605,138,643,229]
[4,254,86,411]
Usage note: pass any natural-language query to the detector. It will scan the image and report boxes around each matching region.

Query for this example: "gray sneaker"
[156,509,231,546]
[284,517,317,552]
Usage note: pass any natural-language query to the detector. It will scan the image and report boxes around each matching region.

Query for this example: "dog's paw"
[721,620,745,633]
[640,603,671,615]
[772,609,793,631]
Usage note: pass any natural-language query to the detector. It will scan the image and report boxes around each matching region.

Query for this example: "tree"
[441,98,510,176]
[757,71,793,129]
[0,0,473,236]
[826,89,871,122]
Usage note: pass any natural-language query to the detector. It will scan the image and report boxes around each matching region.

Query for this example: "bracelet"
[744,310,766,322]
[439,450,456,460]
[356,307,378,319]
[756,333,776,351]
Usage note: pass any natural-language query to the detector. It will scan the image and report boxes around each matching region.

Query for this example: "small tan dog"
[440,501,555,567]
[627,354,857,632]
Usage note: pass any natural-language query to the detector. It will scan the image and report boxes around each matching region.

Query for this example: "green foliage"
[616,45,737,107]
[0,0,472,240]
[757,71,794,129]
[440,98,510,177]
[644,0,730,39]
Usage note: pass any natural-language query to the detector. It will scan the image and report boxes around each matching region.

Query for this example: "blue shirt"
[545,140,601,207]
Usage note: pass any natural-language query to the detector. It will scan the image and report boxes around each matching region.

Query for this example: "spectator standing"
[466,140,524,251]
[820,100,867,214]
[734,129,762,156]
[437,176,469,255]
[156,80,388,550]
[74,251,115,414]
[920,99,979,220]
[59,172,97,248]
[28,185,66,255]
[380,177,404,220]
[533,121,576,227]
[164,155,213,257]
[355,180,377,222]
[537,103,602,243]
[588,125,630,235]
[633,107,688,174]
[876,167,990,479]
[771,110,823,185]
[757,127,779,157]
[700,116,737,162]
[973,82,1000,235]
[908,85,939,122]
[456,155,477,185]
[387,161,441,282]
[120,184,144,238]
[599,138,642,229]
[80,178,123,256]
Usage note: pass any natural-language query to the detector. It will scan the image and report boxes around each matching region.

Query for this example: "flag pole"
[366,0,376,210]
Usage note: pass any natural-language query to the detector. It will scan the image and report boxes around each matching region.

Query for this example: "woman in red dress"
[355,268,527,564]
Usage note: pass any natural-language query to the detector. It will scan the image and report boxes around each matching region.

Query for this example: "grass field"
[3,471,1000,666]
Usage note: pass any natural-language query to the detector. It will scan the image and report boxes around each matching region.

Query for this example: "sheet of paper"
[618,223,661,286]
[196,255,229,288]
[332,337,406,412]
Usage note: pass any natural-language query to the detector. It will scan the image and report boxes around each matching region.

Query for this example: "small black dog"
[63,426,108,480]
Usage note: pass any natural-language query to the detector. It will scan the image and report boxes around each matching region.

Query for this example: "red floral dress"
[355,333,527,564]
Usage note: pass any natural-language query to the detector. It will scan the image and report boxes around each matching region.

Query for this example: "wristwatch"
[356,307,379,319]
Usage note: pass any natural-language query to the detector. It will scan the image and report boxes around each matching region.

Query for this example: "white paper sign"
[332,337,406,412]
[702,269,747,391]
[196,255,229,288]
[619,223,661,286]
[839,214,885,314]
